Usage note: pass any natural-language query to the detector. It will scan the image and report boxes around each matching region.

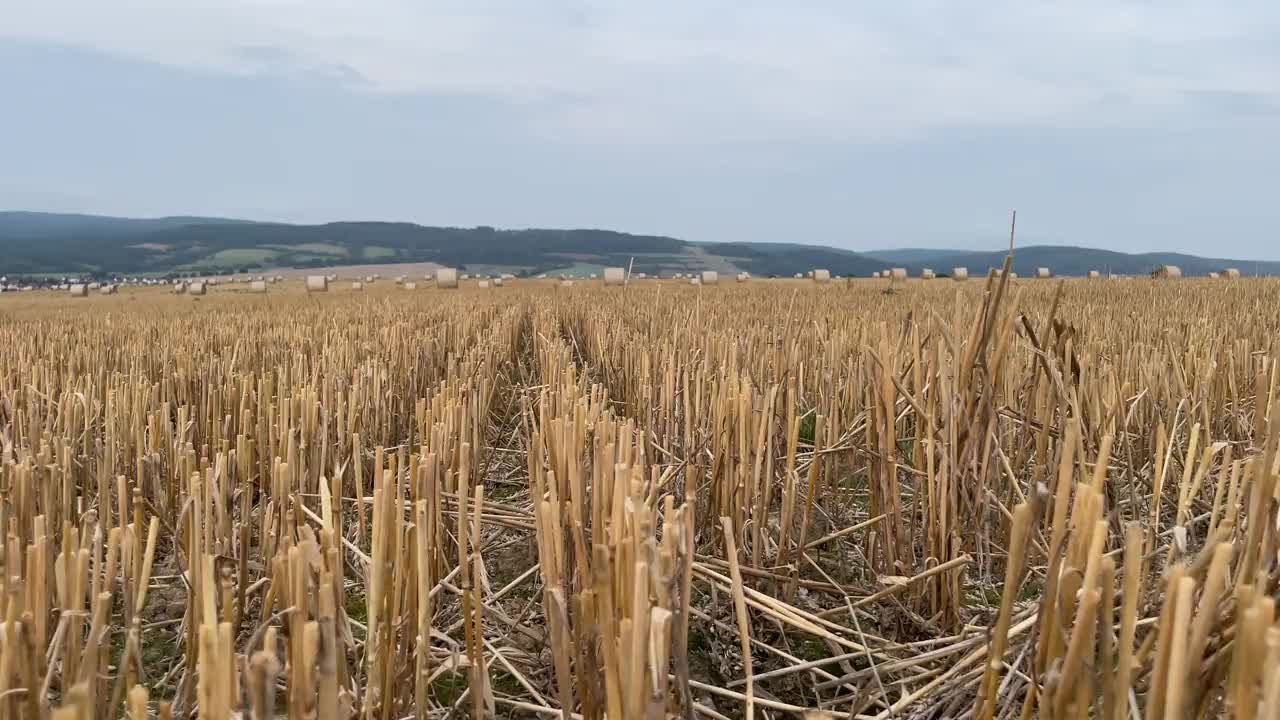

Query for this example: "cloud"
[6,1,1279,142]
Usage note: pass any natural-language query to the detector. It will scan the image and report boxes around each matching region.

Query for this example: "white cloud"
[5,0,1280,142]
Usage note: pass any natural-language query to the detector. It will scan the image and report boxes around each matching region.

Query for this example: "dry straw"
[3,266,1279,720]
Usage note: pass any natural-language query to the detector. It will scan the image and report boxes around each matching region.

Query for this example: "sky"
[2,2,1279,258]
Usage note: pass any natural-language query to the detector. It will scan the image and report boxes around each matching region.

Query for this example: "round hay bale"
[478,280,490,288]
[1208,272,1220,279]
[351,282,364,291]
[604,267,626,286]
[736,272,749,282]
[690,277,701,286]
[890,268,908,281]
[921,269,936,279]
[700,271,719,285]
[249,280,267,293]
[436,268,459,288]
[1222,268,1241,279]
[952,267,970,281]
[306,275,328,292]
[69,284,88,297]
[813,269,831,283]
[1036,267,1052,279]
[187,282,206,296]
[493,278,504,287]
[871,272,881,279]
[1087,270,1101,279]
[403,282,417,290]
[173,282,186,294]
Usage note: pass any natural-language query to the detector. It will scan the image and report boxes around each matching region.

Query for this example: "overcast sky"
[3,2,1279,258]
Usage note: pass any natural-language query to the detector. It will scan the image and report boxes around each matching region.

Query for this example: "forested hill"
[2,211,1277,278]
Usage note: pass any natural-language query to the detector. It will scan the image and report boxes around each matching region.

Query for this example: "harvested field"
[2,269,1280,718]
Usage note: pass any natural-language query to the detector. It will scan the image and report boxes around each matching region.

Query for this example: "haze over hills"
[2,211,1277,278]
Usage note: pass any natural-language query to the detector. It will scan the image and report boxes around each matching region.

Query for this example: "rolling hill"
[2,211,1276,278]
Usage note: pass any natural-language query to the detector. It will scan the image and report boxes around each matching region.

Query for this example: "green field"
[264,243,349,256]
[361,245,396,259]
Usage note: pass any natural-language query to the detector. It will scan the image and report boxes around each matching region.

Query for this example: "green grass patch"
[195,248,280,267]
[362,245,396,259]
[264,243,348,256]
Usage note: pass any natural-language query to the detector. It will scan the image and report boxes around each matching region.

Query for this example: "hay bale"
[187,282,206,296]
[890,268,908,281]
[921,269,936,279]
[1222,268,1241,279]
[1152,265,1182,279]
[690,277,701,286]
[700,271,719,285]
[952,267,970,281]
[793,273,803,279]
[69,284,88,297]
[813,269,832,283]
[403,282,417,290]
[249,280,267,293]
[478,280,490,289]
[173,282,186,294]
[436,268,459,289]
[1087,270,1101,279]
[736,272,749,282]
[1036,267,1052,279]
[560,279,574,287]
[306,275,329,292]
[351,282,364,291]
[493,278,504,287]
[87,282,101,291]
[1208,272,1220,279]
[101,284,118,295]
[604,267,626,286]
[637,273,648,279]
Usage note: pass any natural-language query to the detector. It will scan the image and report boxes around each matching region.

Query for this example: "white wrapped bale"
[1036,267,1052,279]
[249,280,267,293]
[871,272,881,279]
[921,269,936,279]
[952,267,970,281]
[736,272,749,282]
[187,282,206,296]
[700,271,719,285]
[1088,270,1101,279]
[436,268,459,288]
[794,273,803,279]
[603,267,626,286]
[813,269,831,283]
[69,284,88,297]
[306,275,328,292]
